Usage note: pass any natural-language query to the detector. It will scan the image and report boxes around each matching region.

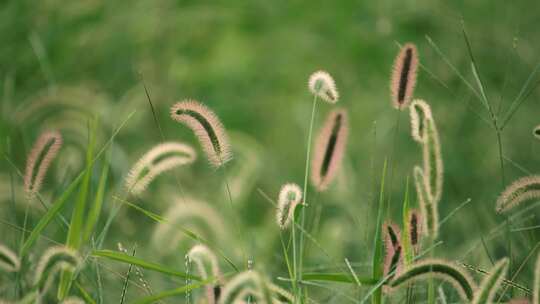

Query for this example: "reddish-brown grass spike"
[311,108,349,191]
[383,221,403,281]
[170,100,231,168]
[24,130,63,199]
[391,43,419,110]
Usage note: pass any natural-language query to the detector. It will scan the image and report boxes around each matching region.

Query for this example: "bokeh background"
[1,0,539,302]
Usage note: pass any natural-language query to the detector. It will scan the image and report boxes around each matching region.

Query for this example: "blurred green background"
[1,0,540,302]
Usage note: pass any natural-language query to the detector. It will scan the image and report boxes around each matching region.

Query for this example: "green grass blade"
[302,272,376,285]
[132,281,210,304]
[20,174,82,257]
[83,159,109,242]
[92,249,200,281]
[371,158,388,304]
[75,281,97,304]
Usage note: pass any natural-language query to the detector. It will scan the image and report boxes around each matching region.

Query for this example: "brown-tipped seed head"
[276,183,303,229]
[311,109,349,191]
[383,221,403,280]
[170,100,231,168]
[24,130,63,199]
[496,175,540,213]
[408,209,422,249]
[308,70,339,103]
[391,43,419,110]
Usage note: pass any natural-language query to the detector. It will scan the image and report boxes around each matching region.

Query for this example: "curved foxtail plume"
[410,99,443,203]
[125,142,196,195]
[170,100,232,167]
[188,245,223,304]
[413,166,438,238]
[308,70,339,103]
[24,130,63,199]
[218,271,273,304]
[382,222,402,283]
[389,258,476,301]
[472,258,509,304]
[0,244,20,273]
[496,175,540,213]
[276,183,303,229]
[34,246,80,295]
[391,43,419,110]
[534,252,540,304]
[407,209,422,252]
[311,109,349,191]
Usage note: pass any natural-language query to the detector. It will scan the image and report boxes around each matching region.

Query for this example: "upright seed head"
[408,209,422,250]
[311,109,349,191]
[276,183,303,229]
[391,43,419,110]
[308,70,339,103]
[24,130,63,199]
[414,166,439,238]
[383,221,403,282]
[125,142,196,195]
[170,100,232,168]
[496,175,540,213]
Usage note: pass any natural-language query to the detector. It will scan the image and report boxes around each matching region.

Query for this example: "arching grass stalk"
[297,93,318,300]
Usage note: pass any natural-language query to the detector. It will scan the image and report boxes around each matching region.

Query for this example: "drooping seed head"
[391,43,419,110]
[24,130,63,199]
[389,258,476,301]
[276,183,303,229]
[311,109,349,191]
[170,100,232,167]
[472,258,509,304]
[188,244,222,304]
[308,70,339,103]
[0,244,20,272]
[34,246,81,294]
[218,271,273,304]
[496,175,540,213]
[409,99,433,144]
[125,142,196,195]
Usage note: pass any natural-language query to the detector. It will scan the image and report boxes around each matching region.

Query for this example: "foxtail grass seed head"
[311,109,349,191]
[472,258,509,304]
[383,222,403,281]
[24,130,63,199]
[413,166,438,238]
[0,244,20,272]
[496,175,540,213]
[410,99,433,144]
[34,246,80,294]
[125,142,196,195]
[408,209,422,250]
[308,70,339,103]
[170,100,232,167]
[218,271,273,304]
[188,245,222,304]
[276,183,303,229]
[391,43,419,110]
[389,258,476,301]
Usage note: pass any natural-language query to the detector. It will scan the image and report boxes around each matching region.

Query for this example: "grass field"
[1,0,540,303]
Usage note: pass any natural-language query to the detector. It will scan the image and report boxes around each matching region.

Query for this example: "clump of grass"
[388,258,476,301]
[24,130,63,199]
[471,258,509,304]
[125,142,196,195]
[311,109,349,191]
[34,246,81,296]
[308,70,339,103]
[390,43,419,110]
[276,183,302,229]
[170,100,232,168]
[496,175,540,213]
[0,244,20,273]
[187,244,223,304]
